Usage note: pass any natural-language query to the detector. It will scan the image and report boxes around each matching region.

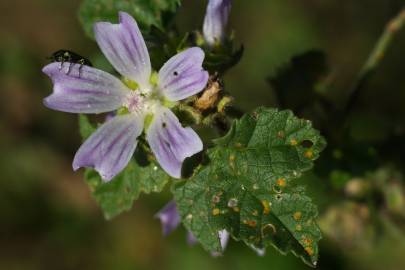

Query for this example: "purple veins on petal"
[155,200,181,236]
[42,63,128,114]
[94,11,151,88]
[105,111,117,122]
[203,0,232,46]
[158,47,209,101]
[73,114,143,181]
[146,107,203,178]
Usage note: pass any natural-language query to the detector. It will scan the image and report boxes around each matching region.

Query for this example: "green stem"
[343,8,405,125]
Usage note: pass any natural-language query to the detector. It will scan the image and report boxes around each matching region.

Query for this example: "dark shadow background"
[1,1,405,269]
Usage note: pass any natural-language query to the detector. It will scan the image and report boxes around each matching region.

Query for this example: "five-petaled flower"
[43,12,209,181]
[203,0,232,46]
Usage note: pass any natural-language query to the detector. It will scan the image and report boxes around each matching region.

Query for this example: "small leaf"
[79,0,181,39]
[78,114,96,140]
[174,108,326,266]
[85,159,170,219]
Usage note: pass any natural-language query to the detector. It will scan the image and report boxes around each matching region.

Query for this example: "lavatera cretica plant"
[43,12,209,181]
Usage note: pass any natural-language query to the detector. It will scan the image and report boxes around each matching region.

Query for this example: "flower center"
[123,91,145,113]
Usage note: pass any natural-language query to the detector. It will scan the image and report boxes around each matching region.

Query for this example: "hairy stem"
[343,8,405,124]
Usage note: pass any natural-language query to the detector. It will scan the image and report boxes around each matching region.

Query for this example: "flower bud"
[203,0,232,46]
[155,200,181,236]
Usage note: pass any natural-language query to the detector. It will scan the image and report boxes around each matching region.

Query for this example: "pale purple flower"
[155,200,181,236]
[203,0,232,46]
[43,12,209,181]
[156,200,229,255]
[187,231,198,246]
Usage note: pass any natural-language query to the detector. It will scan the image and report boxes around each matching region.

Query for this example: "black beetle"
[49,49,92,75]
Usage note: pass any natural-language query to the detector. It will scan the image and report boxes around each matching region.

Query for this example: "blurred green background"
[1,0,405,269]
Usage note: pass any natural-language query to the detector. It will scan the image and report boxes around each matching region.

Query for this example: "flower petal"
[203,0,232,45]
[187,231,198,246]
[158,47,209,101]
[146,107,203,178]
[94,12,151,88]
[211,229,230,257]
[73,114,143,181]
[43,63,127,114]
[155,200,181,236]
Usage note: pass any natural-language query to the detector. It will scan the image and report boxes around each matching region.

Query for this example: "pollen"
[123,91,144,113]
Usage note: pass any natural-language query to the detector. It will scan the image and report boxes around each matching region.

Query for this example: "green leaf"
[78,114,170,219]
[85,159,169,219]
[78,114,97,140]
[79,0,181,39]
[173,108,326,266]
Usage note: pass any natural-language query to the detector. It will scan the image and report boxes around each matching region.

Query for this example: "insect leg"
[66,62,73,75]
[78,59,85,78]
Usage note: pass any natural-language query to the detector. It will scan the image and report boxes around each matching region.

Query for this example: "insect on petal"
[43,63,127,114]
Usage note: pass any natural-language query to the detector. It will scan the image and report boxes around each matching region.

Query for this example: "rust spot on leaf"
[293,211,302,221]
[290,139,298,146]
[212,208,221,216]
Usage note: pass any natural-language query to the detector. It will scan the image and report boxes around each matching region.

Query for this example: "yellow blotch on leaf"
[212,208,221,216]
[290,139,298,146]
[229,154,236,170]
[277,178,286,187]
[243,220,257,228]
[293,211,302,221]
[304,150,314,159]
[305,247,314,256]
[261,200,271,214]
[302,237,313,246]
